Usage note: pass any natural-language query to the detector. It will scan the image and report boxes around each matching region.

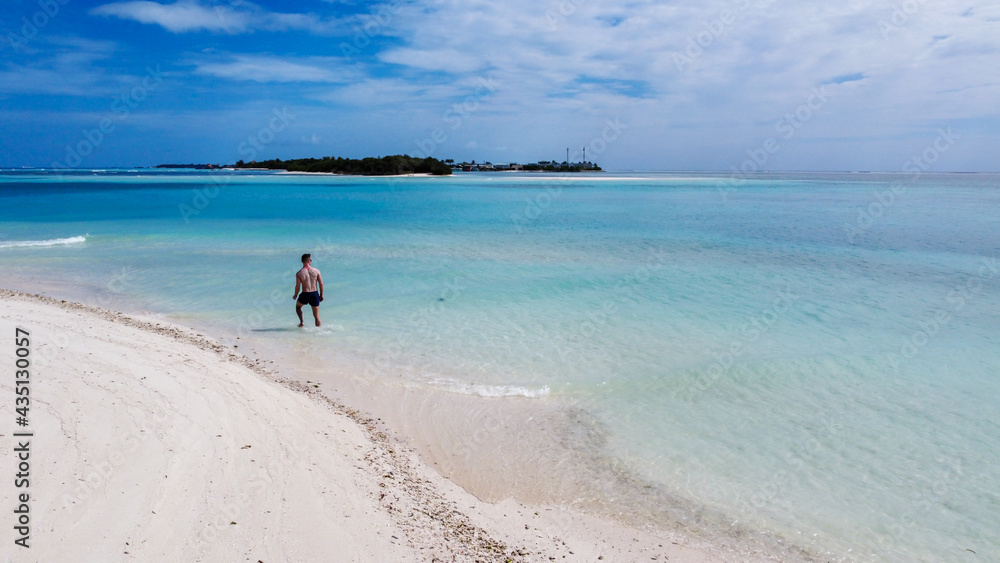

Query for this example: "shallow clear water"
[2,169,998,560]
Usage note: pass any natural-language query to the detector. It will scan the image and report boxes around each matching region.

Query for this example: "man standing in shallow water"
[293,253,324,327]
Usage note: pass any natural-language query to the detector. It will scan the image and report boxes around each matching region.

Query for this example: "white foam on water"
[423,377,551,398]
[301,325,345,333]
[0,235,87,249]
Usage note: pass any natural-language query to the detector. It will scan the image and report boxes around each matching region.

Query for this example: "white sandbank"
[0,290,737,562]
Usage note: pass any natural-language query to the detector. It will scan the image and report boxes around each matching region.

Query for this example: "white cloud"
[379,48,487,73]
[91,0,341,34]
[311,79,467,107]
[0,37,129,96]
[349,0,1000,168]
[92,1,249,33]
[192,54,357,83]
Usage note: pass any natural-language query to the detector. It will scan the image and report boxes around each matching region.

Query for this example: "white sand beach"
[0,289,736,562]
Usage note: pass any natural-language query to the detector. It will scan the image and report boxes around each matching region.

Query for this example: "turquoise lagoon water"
[1,169,998,560]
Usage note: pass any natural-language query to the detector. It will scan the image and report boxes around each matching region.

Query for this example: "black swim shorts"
[297,291,321,307]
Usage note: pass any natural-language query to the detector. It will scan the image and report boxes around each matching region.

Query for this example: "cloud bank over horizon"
[1,0,998,171]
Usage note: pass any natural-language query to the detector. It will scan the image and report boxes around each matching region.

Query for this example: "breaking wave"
[0,235,87,249]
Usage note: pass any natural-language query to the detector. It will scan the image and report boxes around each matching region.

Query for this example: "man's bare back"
[296,265,321,292]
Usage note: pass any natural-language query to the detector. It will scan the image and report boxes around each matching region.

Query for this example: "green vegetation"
[155,163,220,169]
[521,160,602,172]
[233,155,452,176]
[449,160,602,172]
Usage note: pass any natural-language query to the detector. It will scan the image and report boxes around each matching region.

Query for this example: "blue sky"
[1,0,998,170]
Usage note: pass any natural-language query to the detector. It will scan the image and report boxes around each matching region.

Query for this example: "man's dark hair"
[301,253,311,263]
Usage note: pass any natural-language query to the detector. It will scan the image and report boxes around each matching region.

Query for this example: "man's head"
[301,253,312,264]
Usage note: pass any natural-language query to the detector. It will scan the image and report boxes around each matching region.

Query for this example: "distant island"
[155,163,223,169]
[445,159,602,172]
[233,155,452,176]
[156,155,603,175]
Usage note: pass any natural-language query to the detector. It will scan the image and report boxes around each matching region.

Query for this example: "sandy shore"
[0,289,732,562]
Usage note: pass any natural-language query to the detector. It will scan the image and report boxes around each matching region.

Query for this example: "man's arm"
[293,275,301,299]
[317,271,324,300]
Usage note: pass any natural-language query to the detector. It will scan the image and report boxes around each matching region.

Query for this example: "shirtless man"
[293,253,324,327]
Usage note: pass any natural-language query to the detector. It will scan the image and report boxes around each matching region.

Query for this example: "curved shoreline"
[0,288,730,562]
